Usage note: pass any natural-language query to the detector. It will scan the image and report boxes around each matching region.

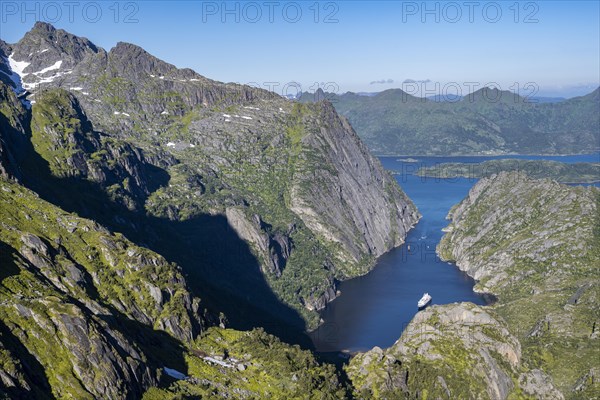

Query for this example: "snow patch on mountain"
[7,54,30,77]
[32,60,62,75]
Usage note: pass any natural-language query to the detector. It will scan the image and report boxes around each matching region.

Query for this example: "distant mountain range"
[426,95,565,103]
[298,87,600,155]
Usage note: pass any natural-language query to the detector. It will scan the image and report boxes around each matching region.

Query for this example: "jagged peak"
[108,41,200,80]
[31,21,57,33]
[112,41,149,55]
[109,41,171,68]
[16,21,99,56]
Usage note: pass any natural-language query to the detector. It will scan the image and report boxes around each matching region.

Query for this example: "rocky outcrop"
[347,303,560,400]
[519,370,565,400]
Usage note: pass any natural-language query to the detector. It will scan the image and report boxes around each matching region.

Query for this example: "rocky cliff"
[438,172,599,398]
[0,22,419,328]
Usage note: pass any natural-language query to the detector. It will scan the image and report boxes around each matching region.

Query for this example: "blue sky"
[1,1,598,97]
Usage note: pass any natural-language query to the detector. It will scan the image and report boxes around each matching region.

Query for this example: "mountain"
[439,173,599,397]
[0,22,419,330]
[0,22,420,398]
[299,87,600,155]
[347,172,599,399]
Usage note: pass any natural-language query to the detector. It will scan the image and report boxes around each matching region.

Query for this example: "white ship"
[417,293,432,309]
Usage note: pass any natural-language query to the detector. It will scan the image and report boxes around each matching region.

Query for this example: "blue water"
[309,154,599,352]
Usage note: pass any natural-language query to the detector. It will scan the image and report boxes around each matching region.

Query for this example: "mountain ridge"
[299,86,600,155]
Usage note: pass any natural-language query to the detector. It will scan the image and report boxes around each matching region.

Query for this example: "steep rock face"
[2,23,419,327]
[290,101,417,262]
[438,172,598,295]
[347,303,560,400]
[0,83,27,180]
[225,208,293,276]
[438,172,599,398]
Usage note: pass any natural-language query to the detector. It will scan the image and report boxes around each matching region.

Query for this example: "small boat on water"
[417,293,432,309]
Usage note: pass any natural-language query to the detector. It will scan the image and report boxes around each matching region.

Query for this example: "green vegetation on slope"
[415,159,600,183]
[0,177,348,398]
[438,172,600,398]
[300,87,600,156]
[144,327,346,399]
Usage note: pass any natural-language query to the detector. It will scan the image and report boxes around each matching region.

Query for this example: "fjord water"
[310,154,599,353]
